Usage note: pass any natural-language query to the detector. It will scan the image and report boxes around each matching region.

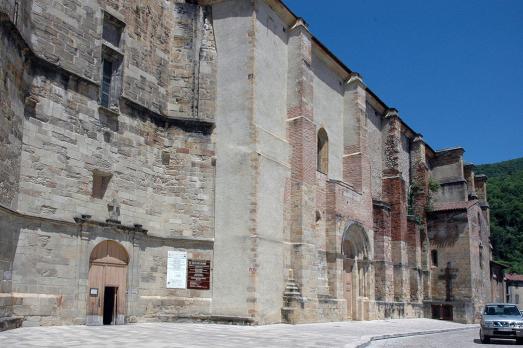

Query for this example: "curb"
[356,326,478,348]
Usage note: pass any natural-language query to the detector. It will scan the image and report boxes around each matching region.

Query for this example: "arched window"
[317,128,329,174]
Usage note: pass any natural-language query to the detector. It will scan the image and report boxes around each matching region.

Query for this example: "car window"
[484,305,520,316]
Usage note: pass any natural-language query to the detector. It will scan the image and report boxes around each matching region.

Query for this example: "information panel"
[187,260,211,290]
[166,250,187,289]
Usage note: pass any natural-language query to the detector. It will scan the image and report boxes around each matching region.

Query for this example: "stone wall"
[507,280,523,306]
[468,204,492,321]
[252,0,291,323]
[312,48,345,182]
[0,1,217,327]
[16,63,215,238]
[4,0,216,121]
[211,0,258,322]
[431,148,468,203]
[0,17,214,240]
[428,210,472,302]
[0,205,213,327]
[426,205,492,323]
[490,262,506,303]
[0,0,494,327]
[0,1,217,239]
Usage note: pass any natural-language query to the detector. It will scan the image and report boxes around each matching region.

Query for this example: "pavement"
[0,318,478,348]
[369,326,517,347]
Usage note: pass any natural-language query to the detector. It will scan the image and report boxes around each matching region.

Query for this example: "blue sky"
[284,0,523,164]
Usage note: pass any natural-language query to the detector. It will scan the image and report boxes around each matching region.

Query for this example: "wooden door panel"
[88,264,104,317]
[116,267,126,317]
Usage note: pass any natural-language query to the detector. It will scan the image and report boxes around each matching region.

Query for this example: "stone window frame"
[317,128,329,175]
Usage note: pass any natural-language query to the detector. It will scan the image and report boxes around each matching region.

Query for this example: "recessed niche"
[92,170,112,199]
[162,151,171,165]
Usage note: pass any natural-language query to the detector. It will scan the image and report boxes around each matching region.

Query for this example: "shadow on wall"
[0,207,21,320]
[427,211,468,248]
[0,206,132,326]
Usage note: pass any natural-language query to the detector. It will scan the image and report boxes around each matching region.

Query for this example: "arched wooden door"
[87,240,128,326]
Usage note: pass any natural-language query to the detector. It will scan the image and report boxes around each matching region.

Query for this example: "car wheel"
[480,331,490,344]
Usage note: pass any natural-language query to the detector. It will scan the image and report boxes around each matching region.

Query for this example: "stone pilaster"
[464,164,477,200]
[407,135,429,302]
[372,200,394,302]
[342,73,374,230]
[383,109,409,301]
[474,175,489,224]
[343,74,366,192]
[284,18,315,322]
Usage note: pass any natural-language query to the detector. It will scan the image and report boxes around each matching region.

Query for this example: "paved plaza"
[0,319,476,348]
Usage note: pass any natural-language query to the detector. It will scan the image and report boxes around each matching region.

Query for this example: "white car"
[480,303,523,344]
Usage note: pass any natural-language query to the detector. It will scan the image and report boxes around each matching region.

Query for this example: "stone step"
[0,316,23,332]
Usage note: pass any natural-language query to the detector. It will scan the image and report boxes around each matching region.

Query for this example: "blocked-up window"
[317,128,329,174]
[102,12,124,47]
[92,170,112,199]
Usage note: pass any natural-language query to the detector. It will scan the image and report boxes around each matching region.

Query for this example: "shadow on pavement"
[472,338,517,345]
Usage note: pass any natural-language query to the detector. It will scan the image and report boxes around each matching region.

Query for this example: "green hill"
[476,157,523,273]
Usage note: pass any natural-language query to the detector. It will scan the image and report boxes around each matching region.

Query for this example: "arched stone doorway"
[342,222,371,320]
[87,240,129,325]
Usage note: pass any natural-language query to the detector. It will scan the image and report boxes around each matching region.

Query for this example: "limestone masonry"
[0,0,495,328]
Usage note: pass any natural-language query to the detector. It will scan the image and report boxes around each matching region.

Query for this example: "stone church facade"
[0,0,493,328]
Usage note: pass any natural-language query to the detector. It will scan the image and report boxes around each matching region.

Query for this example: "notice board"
[187,259,211,290]
[166,250,187,289]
